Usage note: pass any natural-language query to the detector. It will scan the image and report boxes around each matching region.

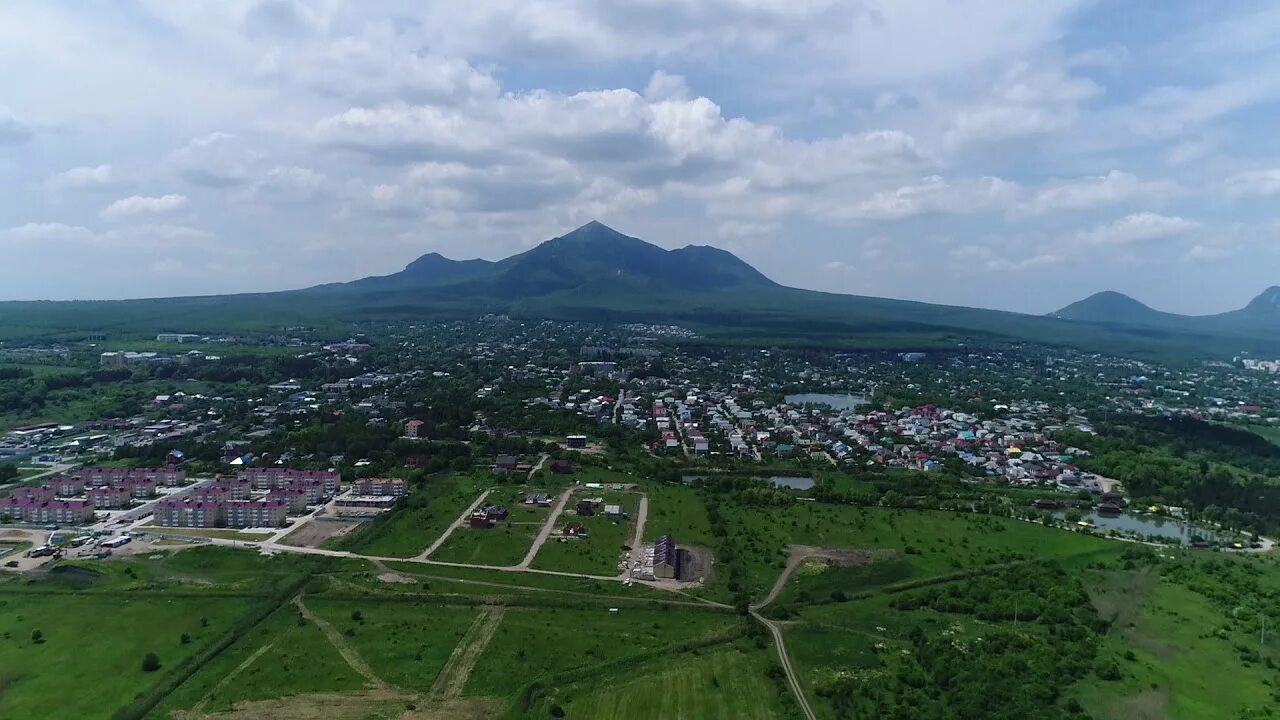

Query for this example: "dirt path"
[748,546,878,720]
[188,641,276,716]
[516,486,574,568]
[628,494,649,550]
[417,489,492,560]
[292,595,391,691]
[751,610,817,720]
[754,546,879,610]
[430,606,507,699]
[528,453,549,481]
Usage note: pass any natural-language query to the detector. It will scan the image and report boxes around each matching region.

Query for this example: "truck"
[70,536,93,548]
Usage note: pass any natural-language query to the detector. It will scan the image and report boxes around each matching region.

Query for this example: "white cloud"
[1,222,102,243]
[102,194,189,219]
[944,64,1100,151]
[1077,212,1199,246]
[1226,168,1280,197]
[832,175,1019,222]
[49,164,116,191]
[0,111,32,145]
[1016,171,1174,216]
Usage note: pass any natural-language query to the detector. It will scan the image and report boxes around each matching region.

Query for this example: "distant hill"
[1052,287,1280,335]
[1051,291,1179,326]
[2,220,1278,359]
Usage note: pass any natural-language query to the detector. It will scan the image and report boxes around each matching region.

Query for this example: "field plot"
[430,488,555,567]
[337,472,487,558]
[538,646,786,720]
[378,561,676,602]
[144,527,275,542]
[303,598,480,693]
[464,606,742,700]
[0,593,247,719]
[727,503,1117,597]
[150,604,366,718]
[1071,569,1278,720]
[642,484,716,547]
[530,489,639,576]
[279,517,362,548]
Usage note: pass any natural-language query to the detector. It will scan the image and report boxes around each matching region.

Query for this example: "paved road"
[516,486,574,568]
[416,489,492,560]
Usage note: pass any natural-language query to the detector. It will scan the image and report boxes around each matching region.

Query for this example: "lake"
[1055,510,1226,546]
[785,393,867,411]
[768,476,815,491]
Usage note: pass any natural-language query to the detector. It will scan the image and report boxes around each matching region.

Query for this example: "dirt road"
[430,606,507,698]
[516,486,573,568]
[417,489,492,560]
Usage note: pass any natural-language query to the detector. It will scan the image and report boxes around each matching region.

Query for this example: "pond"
[1054,510,1227,546]
[785,393,867,411]
[768,476,815,491]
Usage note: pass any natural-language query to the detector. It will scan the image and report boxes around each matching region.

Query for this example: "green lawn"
[642,484,717,548]
[304,597,479,692]
[530,490,638,576]
[0,593,247,719]
[464,606,742,700]
[1071,569,1278,720]
[430,499,549,567]
[727,503,1117,597]
[148,603,366,717]
[542,646,787,720]
[376,561,675,602]
[336,472,487,558]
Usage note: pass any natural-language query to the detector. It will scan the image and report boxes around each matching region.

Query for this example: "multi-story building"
[268,488,309,514]
[237,468,339,497]
[12,486,55,502]
[88,486,131,509]
[51,476,86,497]
[155,498,223,528]
[224,500,286,528]
[0,498,94,524]
[351,477,409,497]
[118,477,157,499]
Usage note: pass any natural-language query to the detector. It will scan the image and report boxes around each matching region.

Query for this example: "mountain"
[334,221,775,299]
[1052,286,1280,336]
[1051,291,1177,326]
[3,220,1279,360]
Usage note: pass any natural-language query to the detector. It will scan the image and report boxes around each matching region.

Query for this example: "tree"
[142,652,161,672]
[30,629,44,644]
[350,610,363,623]
[179,633,191,645]
[0,463,17,483]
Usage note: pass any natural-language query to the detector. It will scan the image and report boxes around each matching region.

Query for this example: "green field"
[148,603,366,717]
[430,498,550,567]
[1071,566,1279,720]
[0,593,248,719]
[464,606,741,700]
[726,503,1117,597]
[539,646,788,720]
[305,597,479,692]
[377,561,675,602]
[336,472,487,558]
[530,490,638,576]
[643,484,717,547]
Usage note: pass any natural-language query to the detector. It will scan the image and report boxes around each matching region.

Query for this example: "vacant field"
[1071,571,1277,720]
[0,593,248,719]
[303,598,480,693]
[541,646,786,720]
[337,473,487,558]
[279,517,362,548]
[145,526,275,542]
[777,553,913,605]
[149,604,366,718]
[727,503,1118,597]
[378,561,675,602]
[642,484,716,548]
[530,490,638,576]
[430,499,549,567]
[464,606,741,700]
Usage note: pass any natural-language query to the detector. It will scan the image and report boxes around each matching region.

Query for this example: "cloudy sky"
[3,1,1280,313]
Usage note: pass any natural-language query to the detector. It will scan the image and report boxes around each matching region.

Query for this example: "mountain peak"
[1243,285,1280,313]
[1052,291,1164,324]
